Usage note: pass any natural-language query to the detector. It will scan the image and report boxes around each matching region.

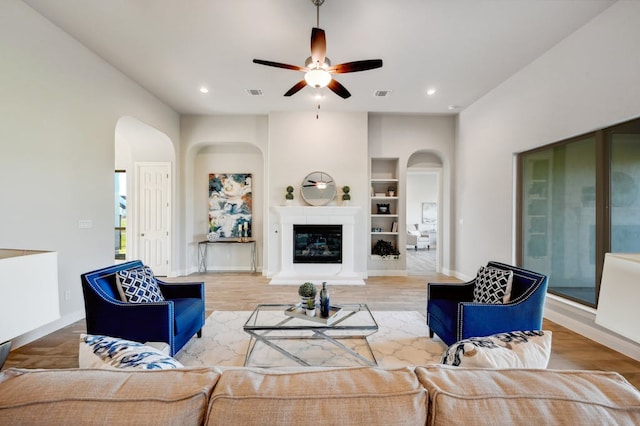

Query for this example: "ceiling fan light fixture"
[305,68,332,88]
[305,56,331,69]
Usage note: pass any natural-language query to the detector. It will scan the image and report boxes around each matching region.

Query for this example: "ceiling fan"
[252,0,383,99]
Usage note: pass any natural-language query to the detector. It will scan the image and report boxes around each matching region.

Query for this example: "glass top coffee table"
[243,303,379,367]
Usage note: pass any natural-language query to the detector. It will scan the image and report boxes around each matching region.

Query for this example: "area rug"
[176,310,447,368]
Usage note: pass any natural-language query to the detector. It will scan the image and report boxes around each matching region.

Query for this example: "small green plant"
[372,240,400,258]
[285,185,294,200]
[298,282,317,298]
[342,185,351,201]
[306,297,315,309]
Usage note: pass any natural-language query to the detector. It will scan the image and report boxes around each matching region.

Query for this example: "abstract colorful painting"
[208,173,252,238]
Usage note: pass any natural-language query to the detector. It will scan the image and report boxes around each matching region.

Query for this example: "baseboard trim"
[544,294,640,362]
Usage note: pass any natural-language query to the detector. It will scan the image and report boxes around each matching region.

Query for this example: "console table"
[198,239,256,273]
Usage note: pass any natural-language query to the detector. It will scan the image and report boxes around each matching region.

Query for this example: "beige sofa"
[1,365,639,425]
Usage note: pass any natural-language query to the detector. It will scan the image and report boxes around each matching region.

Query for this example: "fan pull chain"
[316,103,320,120]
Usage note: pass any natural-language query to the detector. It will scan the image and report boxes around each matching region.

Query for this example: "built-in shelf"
[370,158,400,258]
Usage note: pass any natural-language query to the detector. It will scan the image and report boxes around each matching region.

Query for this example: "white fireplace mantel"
[270,206,365,285]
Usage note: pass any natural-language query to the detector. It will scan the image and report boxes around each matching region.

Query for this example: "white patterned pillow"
[79,334,183,370]
[473,266,513,304]
[116,265,164,303]
[441,330,552,368]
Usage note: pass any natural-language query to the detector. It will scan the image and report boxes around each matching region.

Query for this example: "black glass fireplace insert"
[293,224,342,264]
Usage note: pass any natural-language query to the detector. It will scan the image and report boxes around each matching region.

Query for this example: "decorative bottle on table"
[320,282,330,318]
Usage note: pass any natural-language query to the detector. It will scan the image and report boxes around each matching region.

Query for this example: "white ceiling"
[23,0,615,115]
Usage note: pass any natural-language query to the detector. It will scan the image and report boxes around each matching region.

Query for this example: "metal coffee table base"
[244,330,378,367]
[242,304,379,367]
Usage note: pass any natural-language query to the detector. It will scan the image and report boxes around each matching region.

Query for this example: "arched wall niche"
[185,141,265,273]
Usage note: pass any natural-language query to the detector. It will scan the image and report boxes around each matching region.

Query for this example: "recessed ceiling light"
[426,88,436,96]
[199,87,209,94]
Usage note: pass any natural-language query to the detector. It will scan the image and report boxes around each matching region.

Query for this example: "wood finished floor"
[4,272,639,389]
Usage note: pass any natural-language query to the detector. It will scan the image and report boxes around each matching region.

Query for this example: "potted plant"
[342,185,351,205]
[387,186,396,197]
[305,297,316,317]
[298,282,317,312]
[285,185,294,205]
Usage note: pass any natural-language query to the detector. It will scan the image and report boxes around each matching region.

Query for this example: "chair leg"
[429,329,434,338]
[197,329,202,338]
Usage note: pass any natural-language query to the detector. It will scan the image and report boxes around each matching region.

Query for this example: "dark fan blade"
[328,59,383,74]
[253,59,305,72]
[327,79,351,99]
[284,80,307,97]
[310,27,326,66]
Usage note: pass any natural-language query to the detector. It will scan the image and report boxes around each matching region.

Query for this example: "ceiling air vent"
[246,89,263,96]
[374,90,392,97]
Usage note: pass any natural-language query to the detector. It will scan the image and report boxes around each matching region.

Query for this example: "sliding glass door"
[518,117,640,308]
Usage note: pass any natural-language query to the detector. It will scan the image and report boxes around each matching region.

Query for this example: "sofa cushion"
[0,367,220,425]
[415,365,640,425]
[440,330,552,368]
[116,265,165,303]
[79,334,183,370]
[473,266,513,304]
[206,367,427,425]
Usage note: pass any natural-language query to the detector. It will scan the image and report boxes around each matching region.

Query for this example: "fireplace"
[293,224,342,264]
[271,206,364,285]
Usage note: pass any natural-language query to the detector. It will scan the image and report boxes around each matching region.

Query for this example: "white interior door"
[136,162,171,275]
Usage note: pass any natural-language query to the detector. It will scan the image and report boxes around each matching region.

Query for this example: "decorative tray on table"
[284,305,343,325]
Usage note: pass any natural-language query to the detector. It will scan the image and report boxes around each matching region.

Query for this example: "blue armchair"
[426,261,548,346]
[81,260,205,356]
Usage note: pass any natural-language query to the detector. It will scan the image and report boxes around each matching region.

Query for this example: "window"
[518,117,640,308]
[115,170,126,260]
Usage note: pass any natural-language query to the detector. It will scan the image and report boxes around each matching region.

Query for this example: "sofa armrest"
[157,280,204,300]
[428,281,474,301]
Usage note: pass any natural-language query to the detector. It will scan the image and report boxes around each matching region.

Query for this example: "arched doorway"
[115,116,175,275]
[406,151,443,275]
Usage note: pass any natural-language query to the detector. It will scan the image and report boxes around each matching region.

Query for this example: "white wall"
[369,114,455,273]
[267,112,369,277]
[180,115,268,274]
[456,1,640,358]
[455,0,640,278]
[407,173,438,226]
[0,1,180,344]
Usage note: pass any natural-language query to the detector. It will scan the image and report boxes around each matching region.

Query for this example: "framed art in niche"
[208,173,252,238]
